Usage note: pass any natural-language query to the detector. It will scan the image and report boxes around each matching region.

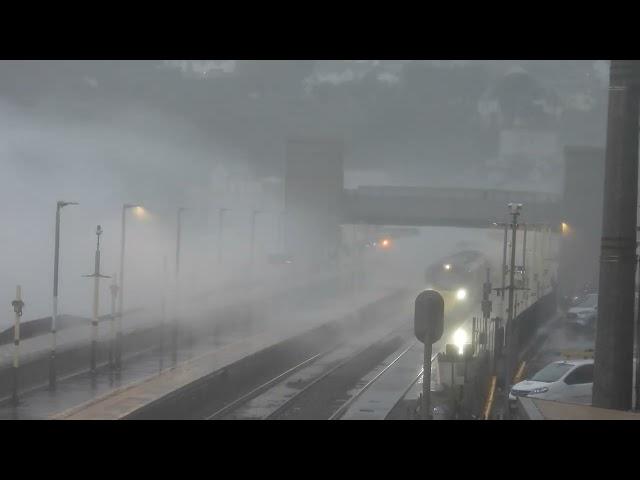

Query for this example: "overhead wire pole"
[117,203,142,371]
[11,286,24,405]
[83,225,110,375]
[249,209,263,271]
[108,274,118,370]
[217,208,229,266]
[593,60,640,411]
[522,223,528,305]
[504,203,522,419]
[501,222,508,324]
[50,200,77,389]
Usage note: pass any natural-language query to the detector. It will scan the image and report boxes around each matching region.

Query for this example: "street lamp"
[250,209,263,267]
[173,207,187,362]
[217,208,230,265]
[176,207,187,279]
[50,200,78,389]
[504,202,522,419]
[116,203,144,370]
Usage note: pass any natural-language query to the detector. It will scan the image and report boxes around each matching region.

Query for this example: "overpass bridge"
[285,140,603,297]
[343,186,563,228]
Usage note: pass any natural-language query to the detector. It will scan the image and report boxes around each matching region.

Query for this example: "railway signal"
[414,290,444,420]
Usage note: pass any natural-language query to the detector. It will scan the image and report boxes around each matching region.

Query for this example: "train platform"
[49,286,406,420]
[339,312,476,420]
[0,267,347,372]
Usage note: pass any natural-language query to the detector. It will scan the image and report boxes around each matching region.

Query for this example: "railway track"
[205,308,477,420]
[206,321,412,420]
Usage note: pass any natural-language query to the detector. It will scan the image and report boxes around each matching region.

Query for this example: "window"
[531,362,574,383]
[564,365,594,385]
[578,294,598,308]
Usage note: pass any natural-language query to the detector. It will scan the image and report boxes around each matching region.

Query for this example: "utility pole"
[504,203,522,419]
[636,251,640,412]
[593,60,640,411]
[11,286,24,405]
[522,224,528,305]
[502,222,508,321]
[176,208,185,279]
[83,225,110,374]
[482,268,492,353]
[50,200,77,389]
[217,208,229,265]
[172,209,185,366]
[160,256,167,371]
[108,274,119,370]
[250,209,262,268]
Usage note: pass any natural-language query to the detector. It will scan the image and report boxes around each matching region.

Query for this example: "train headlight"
[453,328,468,355]
[456,288,467,301]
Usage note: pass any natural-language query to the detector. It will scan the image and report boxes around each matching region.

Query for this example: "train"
[425,250,491,309]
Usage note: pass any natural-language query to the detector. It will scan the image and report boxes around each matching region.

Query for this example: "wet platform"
[50,287,404,420]
[339,312,476,420]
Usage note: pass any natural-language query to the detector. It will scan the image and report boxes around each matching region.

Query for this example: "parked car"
[509,359,594,408]
[566,293,598,331]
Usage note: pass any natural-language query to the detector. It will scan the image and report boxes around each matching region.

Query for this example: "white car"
[509,359,594,406]
[566,294,598,328]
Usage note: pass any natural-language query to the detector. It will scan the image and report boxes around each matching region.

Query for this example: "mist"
[0,60,609,325]
[0,60,614,421]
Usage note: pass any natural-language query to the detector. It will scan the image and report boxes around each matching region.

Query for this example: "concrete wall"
[558,146,605,297]
[284,138,344,272]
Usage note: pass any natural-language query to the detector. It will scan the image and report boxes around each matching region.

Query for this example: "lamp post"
[504,203,522,419]
[82,225,110,374]
[174,207,187,360]
[50,200,78,389]
[217,208,229,265]
[117,203,143,370]
[250,209,263,268]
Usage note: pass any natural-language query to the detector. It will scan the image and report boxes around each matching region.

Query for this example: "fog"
[0,60,609,334]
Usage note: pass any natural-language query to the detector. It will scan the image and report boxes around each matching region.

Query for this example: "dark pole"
[636,252,640,411]
[173,208,185,365]
[51,204,61,388]
[504,204,521,419]
[117,205,127,371]
[159,257,167,371]
[217,208,228,265]
[250,210,261,268]
[500,222,508,333]
[593,60,640,411]
[50,201,77,389]
[176,208,184,278]
[422,328,432,420]
[11,286,24,405]
[522,224,528,302]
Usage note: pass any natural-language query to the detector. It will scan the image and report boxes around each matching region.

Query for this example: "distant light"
[444,264,451,271]
[380,238,391,248]
[561,222,571,235]
[456,288,467,301]
[453,328,468,355]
